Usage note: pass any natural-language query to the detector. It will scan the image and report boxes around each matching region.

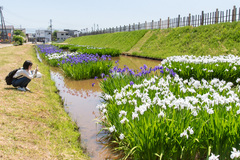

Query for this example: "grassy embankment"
[0,45,88,159]
[65,21,240,59]
[65,30,148,53]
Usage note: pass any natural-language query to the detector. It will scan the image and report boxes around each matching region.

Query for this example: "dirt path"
[0,45,88,159]
[127,30,155,54]
[0,43,13,48]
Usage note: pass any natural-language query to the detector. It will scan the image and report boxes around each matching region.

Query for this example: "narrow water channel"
[50,55,161,159]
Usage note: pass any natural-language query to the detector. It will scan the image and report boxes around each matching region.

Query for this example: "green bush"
[13,35,24,45]
[52,44,120,57]
[14,30,25,37]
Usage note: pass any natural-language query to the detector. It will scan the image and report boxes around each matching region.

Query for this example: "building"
[35,30,51,43]
[0,25,14,42]
[26,33,36,43]
[64,29,80,37]
[56,31,70,41]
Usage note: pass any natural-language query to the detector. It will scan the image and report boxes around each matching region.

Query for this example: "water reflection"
[112,55,161,70]
[50,55,161,159]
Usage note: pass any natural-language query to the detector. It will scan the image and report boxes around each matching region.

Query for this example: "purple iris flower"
[94,76,98,79]
[160,70,164,74]
[170,69,176,77]
[101,73,105,78]
[117,68,122,73]
[129,69,135,75]
[113,66,118,71]
[103,78,107,81]
[143,64,148,70]
[130,81,134,85]
[92,83,95,87]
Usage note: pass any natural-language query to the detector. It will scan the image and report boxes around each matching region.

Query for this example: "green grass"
[133,22,240,58]
[65,22,240,59]
[65,30,148,52]
[0,45,89,159]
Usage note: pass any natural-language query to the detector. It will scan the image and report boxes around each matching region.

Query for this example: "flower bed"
[37,45,112,80]
[60,54,112,80]
[98,73,240,159]
[100,63,175,95]
[161,54,240,83]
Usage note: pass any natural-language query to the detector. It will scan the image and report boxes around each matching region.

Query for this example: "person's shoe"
[17,87,26,92]
[25,87,30,91]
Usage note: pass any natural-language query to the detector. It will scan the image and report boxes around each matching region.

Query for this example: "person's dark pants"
[12,77,31,88]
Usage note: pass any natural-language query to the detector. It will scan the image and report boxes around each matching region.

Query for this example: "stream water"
[50,55,161,159]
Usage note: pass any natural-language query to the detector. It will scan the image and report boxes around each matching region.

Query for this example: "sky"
[1,0,239,33]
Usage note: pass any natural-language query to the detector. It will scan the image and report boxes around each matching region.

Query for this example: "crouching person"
[12,60,39,92]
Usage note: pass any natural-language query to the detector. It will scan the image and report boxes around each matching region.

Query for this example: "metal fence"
[79,5,239,36]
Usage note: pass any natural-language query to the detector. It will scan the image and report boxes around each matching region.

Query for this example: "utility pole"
[50,19,52,42]
[0,6,8,42]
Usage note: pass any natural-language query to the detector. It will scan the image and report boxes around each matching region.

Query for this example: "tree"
[52,30,58,41]
[14,30,25,37]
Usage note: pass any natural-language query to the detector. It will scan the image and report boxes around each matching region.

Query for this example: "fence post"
[167,17,170,28]
[192,15,194,26]
[197,15,200,26]
[210,13,212,24]
[138,22,140,30]
[177,15,180,27]
[188,14,191,26]
[234,6,237,21]
[133,23,135,31]
[232,5,236,22]
[229,9,231,22]
[238,7,240,21]
[159,18,161,29]
[128,24,131,31]
[151,20,154,29]
[201,11,204,25]
[215,8,219,23]
[145,21,147,29]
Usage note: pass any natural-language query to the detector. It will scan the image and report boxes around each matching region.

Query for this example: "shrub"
[13,35,24,45]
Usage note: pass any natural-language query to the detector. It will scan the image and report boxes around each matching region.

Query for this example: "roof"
[57,31,68,33]
[0,25,14,30]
